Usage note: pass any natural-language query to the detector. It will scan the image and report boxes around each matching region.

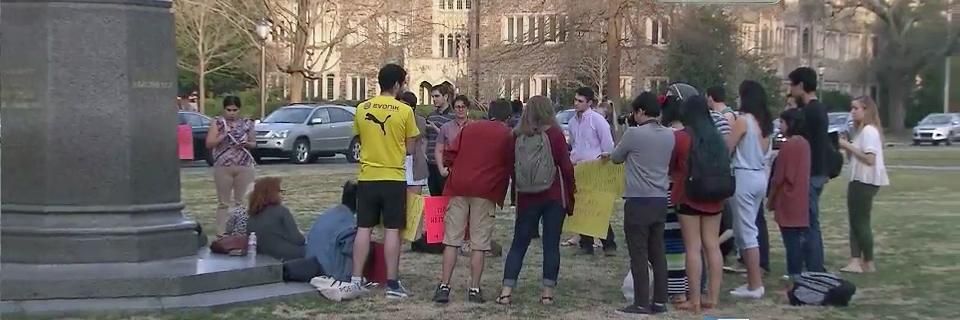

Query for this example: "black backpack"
[788,272,856,307]
[685,131,736,202]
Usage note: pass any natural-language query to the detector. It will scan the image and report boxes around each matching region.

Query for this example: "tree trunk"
[289,72,304,102]
[886,85,908,133]
[605,0,621,141]
[197,59,206,114]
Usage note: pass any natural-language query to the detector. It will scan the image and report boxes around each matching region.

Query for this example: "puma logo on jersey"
[365,113,391,135]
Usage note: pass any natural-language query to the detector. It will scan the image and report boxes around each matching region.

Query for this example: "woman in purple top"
[205,96,257,234]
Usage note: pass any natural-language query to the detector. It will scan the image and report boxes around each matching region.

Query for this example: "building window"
[504,14,566,44]
[516,16,524,42]
[438,34,445,57]
[559,15,567,41]
[647,18,668,45]
[350,76,367,101]
[507,17,515,42]
[439,0,445,9]
[447,0,454,10]
[620,76,634,98]
[455,34,463,58]
[645,77,669,94]
[801,27,811,55]
[465,0,471,9]
[325,74,335,100]
[785,27,798,57]
[447,34,454,57]
[546,16,556,42]
[456,0,463,9]
[826,32,839,59]
[527,16,536,43]
[741,23,757,52]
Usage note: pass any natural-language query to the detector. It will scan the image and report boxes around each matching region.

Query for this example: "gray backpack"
[514,131,556,193]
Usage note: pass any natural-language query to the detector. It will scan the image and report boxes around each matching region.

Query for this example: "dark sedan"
[178,111,214,166]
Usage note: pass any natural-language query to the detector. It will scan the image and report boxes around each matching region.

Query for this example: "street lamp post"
[255,20,271,120]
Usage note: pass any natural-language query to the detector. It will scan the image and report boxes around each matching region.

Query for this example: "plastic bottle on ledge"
[248,232,258,258]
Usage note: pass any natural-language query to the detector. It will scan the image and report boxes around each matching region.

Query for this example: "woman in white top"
[838,96,889,273]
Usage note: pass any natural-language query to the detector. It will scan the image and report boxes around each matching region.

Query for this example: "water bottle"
[248,232,257,258]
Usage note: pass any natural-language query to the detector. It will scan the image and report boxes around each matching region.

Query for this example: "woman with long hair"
[725,80,773,299]
[206,96,256,234]
[246,177,306,261]
[768,108,811,279]
[669,95,727,312]
[497,96,576,306]
[838,96,889,273]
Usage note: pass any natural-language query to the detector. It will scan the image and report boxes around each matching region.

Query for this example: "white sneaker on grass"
[729,284,764,299]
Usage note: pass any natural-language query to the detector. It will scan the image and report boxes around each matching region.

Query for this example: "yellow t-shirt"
[353,95,420,181]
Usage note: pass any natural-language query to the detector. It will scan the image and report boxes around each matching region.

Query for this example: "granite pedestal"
[0,0,315,316]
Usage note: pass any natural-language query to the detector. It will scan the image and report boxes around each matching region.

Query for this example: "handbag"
[210,234,248,256]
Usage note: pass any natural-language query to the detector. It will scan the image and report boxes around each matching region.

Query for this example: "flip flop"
[496,295,512,305]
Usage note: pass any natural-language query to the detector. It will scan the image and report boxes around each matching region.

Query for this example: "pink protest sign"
[177,125,194,160]
[423,196,449,244]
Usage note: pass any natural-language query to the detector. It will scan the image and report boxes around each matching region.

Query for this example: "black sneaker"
[467,288,485,304]
[615,304,651,314]
[650,303,668,314]
[432,284,451,303]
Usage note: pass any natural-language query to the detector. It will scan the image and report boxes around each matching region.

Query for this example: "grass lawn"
[85,150,960,320]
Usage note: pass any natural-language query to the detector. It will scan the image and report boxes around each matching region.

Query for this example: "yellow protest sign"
[573,160,625,195]
[563,191,618,238]
[563,160,624,239]
[403,193,425,242]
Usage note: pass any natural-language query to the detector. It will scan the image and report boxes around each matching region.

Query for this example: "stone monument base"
[0,248,319,317]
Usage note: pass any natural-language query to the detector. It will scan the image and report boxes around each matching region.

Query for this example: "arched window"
[438,34,445,57]
[455,34,463,58]
[447,33,455,57]
[419,81,432,102]
[802,27,811,55]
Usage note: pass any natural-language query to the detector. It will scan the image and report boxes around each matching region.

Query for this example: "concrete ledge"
[0,282,318,318]
[1,248,284,300]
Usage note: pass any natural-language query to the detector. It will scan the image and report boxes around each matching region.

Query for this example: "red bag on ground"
[363,241,387,285]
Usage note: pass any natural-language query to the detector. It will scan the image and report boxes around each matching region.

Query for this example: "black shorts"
[357,180,407,229]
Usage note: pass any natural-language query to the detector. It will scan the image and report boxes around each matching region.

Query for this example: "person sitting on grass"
[246,177,305,261]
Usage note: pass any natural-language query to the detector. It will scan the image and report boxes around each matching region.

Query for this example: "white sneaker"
[729,285,765,299]
[310,276,336,289]
[338,281,369,301]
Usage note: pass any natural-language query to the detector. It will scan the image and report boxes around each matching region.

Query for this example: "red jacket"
[669,129,724,213]
[769,136,811,227]
[442,120,514,206]
[516,126,576,214]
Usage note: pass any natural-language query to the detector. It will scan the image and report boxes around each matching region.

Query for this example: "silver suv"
[912,113,960,146]
[254,104,359,164]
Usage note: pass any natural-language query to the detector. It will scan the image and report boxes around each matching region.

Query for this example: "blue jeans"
[503,200,566,288]
[804,176,828,272]
[780,227,809,277]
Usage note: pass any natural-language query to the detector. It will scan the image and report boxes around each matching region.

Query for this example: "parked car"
[912,113,960,146]
[254,104,359,164]
[178,111,214,166]
[772,112,848,150]
[555,109,575,144]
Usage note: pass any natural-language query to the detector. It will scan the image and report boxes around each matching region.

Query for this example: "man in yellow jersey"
[346,64,419,299]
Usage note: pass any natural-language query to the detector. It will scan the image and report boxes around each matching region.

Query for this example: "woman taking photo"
[725,81,773,299]
[246,177,306,261]
[669,95,727,312]
[206,96,256,234]
[838,96,889,273]
[497,96,576,306]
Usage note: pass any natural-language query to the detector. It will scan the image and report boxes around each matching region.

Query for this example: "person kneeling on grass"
[432,99,515,304]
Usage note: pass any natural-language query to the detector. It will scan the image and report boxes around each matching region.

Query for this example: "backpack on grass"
[788,272,856,307]
[514,131,556,193]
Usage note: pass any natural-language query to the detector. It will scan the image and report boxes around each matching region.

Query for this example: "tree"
[175,0,249,113]
[217,0,433,102]
[664,7,740,92]
[833,0,960,130]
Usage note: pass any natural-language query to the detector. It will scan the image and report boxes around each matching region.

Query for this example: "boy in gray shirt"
[606,92,675,315]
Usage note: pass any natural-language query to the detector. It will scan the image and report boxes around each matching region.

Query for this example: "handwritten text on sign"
[564,161,625,239]
[424,196,449,244]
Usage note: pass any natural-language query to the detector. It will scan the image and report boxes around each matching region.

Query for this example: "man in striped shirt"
[707,86,734,135]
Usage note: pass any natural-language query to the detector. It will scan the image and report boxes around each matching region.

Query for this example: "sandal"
[495,295,512,305]
[540,296,555,305]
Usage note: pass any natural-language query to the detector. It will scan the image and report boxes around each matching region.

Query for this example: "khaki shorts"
[443,197,496,251]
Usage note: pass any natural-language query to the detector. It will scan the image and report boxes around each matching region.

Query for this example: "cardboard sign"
[563,191,617,239]
[402,193,425,242]
[177,125,194,160]
[423,196,449,244]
